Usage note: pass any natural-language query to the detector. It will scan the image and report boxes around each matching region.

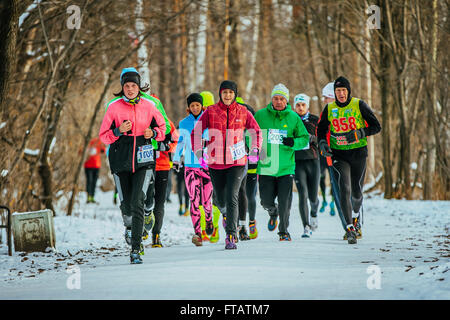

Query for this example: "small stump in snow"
[12,209,56,252]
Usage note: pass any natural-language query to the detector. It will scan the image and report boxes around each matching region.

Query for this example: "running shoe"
[238,226,250,241]
[268,216,278,232]
[279,232,292,241]
[225,234,237,250]
[209,227,219,243]
[192,233,203,246]
[152,233,163,248]
[310,217,318,231]
[302,226,312,238]
[249,220,258,239]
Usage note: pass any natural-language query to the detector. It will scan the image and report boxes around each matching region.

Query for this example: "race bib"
[137,145,154,163]
[230,140,246,161]
[89,147,97,156]
[268,129,287,145]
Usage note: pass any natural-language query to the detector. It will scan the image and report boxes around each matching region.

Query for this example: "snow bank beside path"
[0,189,449,299]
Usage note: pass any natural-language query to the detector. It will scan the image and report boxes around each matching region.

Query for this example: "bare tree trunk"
[135,0,150,87]
[245,1,260,99]
[0,0,20,121]
[379,0,393,198]
[423,0,438,200]
[228,0,243,90]
[364,17,375,184]
[223,0,230,80]
[0,9,82,190]
[304,3,322,115]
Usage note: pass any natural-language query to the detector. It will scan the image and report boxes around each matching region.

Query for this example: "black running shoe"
[205,220,214,236]
[346,226,357,244]
[239,226,250,241]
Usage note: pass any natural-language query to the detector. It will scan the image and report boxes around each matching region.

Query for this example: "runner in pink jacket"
[99,67,166,264]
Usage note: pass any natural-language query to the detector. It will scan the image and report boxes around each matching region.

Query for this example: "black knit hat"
[187,93,203,107]
[334,76,351,96]
[219,80,238,97]
[121,71,141,88]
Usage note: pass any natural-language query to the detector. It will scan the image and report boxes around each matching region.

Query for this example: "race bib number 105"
[230,140,246,161]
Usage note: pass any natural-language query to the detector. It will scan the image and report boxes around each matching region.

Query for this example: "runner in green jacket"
[254,83,309,241]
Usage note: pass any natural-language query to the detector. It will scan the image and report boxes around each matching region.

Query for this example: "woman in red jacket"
[84,137,105,204]
[99,67,166,264]
[191,80,262,249]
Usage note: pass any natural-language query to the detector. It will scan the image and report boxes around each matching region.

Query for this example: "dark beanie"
[334,76,351,96]
[219,80,238,97]
[121,71,141,88]
[187,93,203,107]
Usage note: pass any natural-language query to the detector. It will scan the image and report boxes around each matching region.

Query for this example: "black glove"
[345,128,365,144]
[172,162,181,172]
[158,140,171,152]
[318,140,333,157]
[282,137,294,147]
[309,135,317,144]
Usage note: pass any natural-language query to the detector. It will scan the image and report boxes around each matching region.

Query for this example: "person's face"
[322,96,335,105]
[295,102,309,116]
[123,82,140,100]
[272,96,287,111]
[189,102,203,116]
[335,87,348,103]
[221,89,235,106]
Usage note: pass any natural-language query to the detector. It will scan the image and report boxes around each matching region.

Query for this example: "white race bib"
[230,140,246,161]
[89,147,97,156]
[268,129,287,145]
[137,145,154,163]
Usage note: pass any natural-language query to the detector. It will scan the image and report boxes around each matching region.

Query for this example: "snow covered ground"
[0,187,449,300]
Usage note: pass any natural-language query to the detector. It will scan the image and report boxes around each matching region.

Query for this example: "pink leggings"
[184,167,213,234]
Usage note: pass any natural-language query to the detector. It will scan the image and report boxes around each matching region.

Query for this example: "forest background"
[0,0,448,216]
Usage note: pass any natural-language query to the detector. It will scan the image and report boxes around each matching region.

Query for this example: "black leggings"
[238,173,248,223]
[145,170,170,235]
[246,173,258,221]
[294,159,320,228]
[209,166,245,236]
[114,168,154,251]
[330,157,366,226]
[85,168,99,197]
[176,166,189,209]
[259,174,293,234]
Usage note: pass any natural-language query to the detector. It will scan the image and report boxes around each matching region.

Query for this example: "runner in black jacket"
[317,76,381,244]
[293,94,320,238]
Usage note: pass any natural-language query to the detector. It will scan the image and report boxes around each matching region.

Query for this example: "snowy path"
[0,189,449,300]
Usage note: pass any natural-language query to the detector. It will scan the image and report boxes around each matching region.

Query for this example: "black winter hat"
[121,71,141,88]
[334,76,351,96]
[219,80,238,97]
[187,93,203,107]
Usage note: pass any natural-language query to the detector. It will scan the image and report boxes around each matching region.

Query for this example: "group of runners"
[98,67,381,264]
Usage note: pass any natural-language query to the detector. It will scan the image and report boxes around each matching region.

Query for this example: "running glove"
[172,162,181,172]
[309,135,317,144]
[318,140,333,157]
[345,128,365,144]
[282,137,294,147]
[248,148,259,164]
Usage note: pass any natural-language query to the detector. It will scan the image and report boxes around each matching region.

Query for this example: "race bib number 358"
[137,145,154,163]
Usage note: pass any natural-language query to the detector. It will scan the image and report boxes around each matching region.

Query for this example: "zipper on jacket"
[132,106,136,173]
[224,107,229,165]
